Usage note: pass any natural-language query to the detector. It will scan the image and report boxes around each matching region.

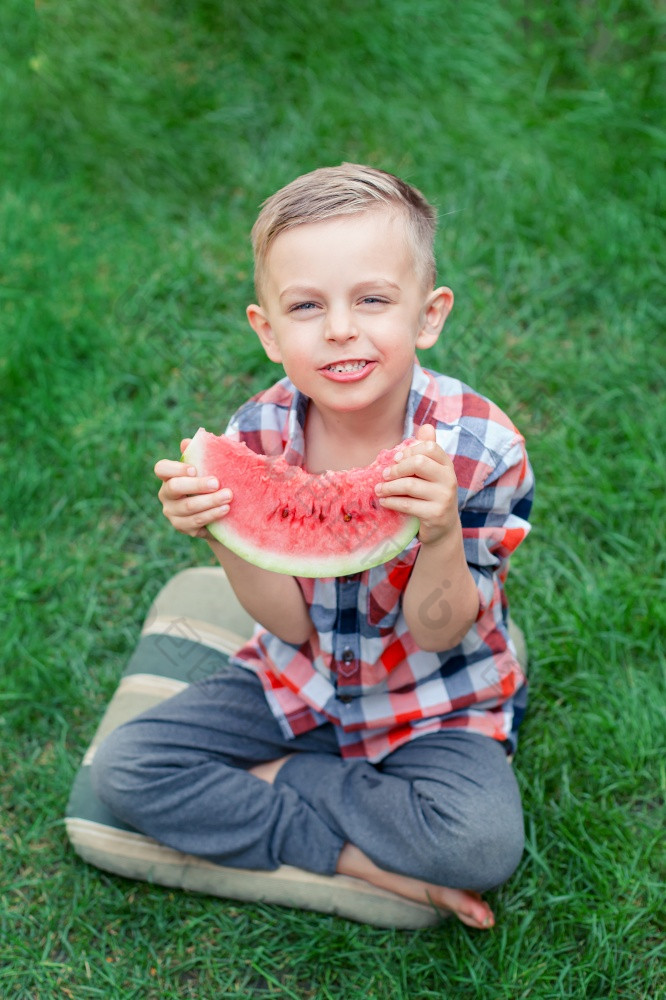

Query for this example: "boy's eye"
[289,301,318,313]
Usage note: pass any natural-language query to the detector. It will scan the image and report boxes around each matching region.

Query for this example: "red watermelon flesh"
[182,428,420,577]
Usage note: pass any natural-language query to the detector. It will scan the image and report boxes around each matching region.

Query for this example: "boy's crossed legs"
[247,763,503,929]
[91,660,524,930]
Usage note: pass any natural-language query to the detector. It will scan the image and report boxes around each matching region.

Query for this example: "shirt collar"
[403,362,436,437]
[283,362,435,464]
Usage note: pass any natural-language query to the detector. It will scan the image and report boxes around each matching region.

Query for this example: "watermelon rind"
[181,429,420,578]
[206,512,419,578]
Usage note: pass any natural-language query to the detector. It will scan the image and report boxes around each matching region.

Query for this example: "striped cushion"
[65,568,447,928]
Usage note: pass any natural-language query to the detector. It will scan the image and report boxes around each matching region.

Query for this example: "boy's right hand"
[154,438,232,539]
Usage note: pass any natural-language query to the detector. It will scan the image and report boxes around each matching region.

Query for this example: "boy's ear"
[246,304,282,364]
[415,286,454,350]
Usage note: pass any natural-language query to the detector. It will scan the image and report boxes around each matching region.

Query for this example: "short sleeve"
[221,378,299,458]
[458,437,534,613]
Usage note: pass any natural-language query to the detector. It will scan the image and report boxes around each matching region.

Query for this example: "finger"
[170,488,232,516]
[376,476,439,502]
[168,504,232,537]
[161,474,225,499]
[382,450,450,485]
[154,458,197,481]
[179,438,192,454]
[403,438,448,463]
[414,423,436,443]
[375,493,436,520]
[377,493,454,539]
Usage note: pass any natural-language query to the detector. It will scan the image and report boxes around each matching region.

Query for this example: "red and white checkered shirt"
[227,363,534,762]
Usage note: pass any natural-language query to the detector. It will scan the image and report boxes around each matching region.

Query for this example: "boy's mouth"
[319,359,376,383]
[324,360,369,374]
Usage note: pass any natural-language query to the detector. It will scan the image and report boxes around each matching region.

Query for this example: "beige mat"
[67,567,473,928]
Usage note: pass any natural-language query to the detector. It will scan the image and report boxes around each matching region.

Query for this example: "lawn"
[2,0,664,996]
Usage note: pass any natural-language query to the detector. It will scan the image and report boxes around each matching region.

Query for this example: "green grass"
[2,0,664,996]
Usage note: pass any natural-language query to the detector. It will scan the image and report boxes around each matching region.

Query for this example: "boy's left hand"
[375,425,460,547]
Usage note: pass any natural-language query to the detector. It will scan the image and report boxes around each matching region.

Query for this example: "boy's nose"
[325,307,358,342]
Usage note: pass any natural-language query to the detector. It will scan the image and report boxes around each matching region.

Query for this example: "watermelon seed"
[281,508,290,518]
[343,513,352,522]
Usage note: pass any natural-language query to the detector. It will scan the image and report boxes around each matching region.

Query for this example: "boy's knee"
[89,726,147,820]
[415,784,524,891]
[456,803,525,891]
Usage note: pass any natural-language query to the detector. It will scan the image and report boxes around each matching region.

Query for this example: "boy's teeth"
[327,360,368,373]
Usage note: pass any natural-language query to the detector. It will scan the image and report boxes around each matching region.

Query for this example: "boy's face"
[247,209,452,419]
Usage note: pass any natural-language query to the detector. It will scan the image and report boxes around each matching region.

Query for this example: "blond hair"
[251,163,437,302]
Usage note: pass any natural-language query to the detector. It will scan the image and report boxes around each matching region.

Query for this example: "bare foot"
[337,843,495,930]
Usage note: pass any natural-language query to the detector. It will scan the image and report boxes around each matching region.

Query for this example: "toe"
[435,888,495,930]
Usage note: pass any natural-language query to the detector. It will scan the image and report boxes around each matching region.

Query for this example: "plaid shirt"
[227,363,534,762]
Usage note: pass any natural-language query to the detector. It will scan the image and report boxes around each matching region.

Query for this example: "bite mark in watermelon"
[182,428,420,577]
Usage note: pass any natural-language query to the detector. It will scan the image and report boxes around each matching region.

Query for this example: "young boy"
[92,164,534,930]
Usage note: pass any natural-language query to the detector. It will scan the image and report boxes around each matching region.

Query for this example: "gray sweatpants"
[91,660,524,891]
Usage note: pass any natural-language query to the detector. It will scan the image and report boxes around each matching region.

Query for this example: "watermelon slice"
[182,428,420,577]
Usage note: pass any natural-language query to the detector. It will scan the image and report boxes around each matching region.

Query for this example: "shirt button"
[341,647,354,663]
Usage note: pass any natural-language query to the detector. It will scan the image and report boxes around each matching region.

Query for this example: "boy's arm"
[374,426,478,651]
[205,537,313,644]
[401,523,479,652]
[155,450,313,645]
